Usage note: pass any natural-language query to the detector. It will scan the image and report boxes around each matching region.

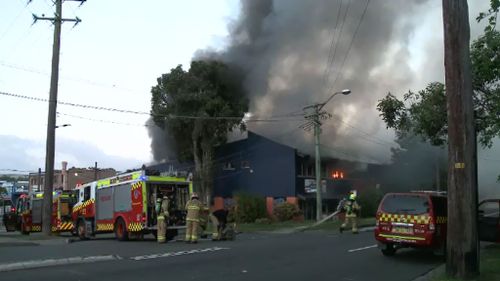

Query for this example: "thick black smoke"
[195,0,437,164]
[146,117,175,163]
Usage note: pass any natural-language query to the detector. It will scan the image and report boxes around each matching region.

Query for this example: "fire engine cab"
[72,170,192,241]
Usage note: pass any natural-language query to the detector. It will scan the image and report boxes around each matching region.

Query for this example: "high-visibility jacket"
[185,199,203,222]
[344,200,360,218]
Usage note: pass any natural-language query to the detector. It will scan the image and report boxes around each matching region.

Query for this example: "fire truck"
[16,190,78,234]
[72,170,192,241]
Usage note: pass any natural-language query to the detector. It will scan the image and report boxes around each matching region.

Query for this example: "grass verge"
[432,244,500,281]
[236,217,376,233]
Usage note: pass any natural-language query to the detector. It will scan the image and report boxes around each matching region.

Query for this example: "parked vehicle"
[1,197,15,232]
[72,170,192,241]
[17,190,78,234]
[478,199,500,243]
[374,191,447,256]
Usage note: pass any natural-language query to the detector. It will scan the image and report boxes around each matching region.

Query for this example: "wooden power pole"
[442,0,479,278]
[32,0,83,235]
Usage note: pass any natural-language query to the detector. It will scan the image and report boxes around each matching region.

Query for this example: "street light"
[55,124,71,128]
[302,88,352,221]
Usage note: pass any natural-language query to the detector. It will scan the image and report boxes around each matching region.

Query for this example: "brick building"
[28,161,117,192]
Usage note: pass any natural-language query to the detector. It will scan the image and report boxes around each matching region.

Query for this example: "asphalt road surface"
[0,230,443,281]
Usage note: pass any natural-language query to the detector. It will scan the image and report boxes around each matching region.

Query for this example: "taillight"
[10,207,15,213]
[141,213,146,222]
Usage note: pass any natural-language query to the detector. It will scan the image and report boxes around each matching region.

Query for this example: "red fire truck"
[16,190,78,234]
[72,170,192,241]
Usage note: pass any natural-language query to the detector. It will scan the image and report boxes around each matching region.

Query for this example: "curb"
[0,255,120,272]
[412,264,445,281]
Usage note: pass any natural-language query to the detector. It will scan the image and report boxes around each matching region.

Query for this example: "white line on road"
[130,247,230,261]
[0,255,121,272]
[348,244,377,253]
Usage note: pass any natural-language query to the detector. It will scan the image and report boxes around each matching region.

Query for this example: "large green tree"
[151,60,248,202]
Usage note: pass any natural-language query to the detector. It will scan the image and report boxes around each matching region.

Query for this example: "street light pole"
[302,89,351,221]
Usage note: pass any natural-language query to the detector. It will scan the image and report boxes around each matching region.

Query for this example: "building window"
[223,162,235,171]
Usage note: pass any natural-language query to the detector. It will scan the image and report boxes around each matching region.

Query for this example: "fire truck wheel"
[115,218,129,241]
[77,220,88,240]
[381,243,396,256]
[20,223,29,235]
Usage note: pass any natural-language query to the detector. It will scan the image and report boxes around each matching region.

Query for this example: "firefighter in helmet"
[340,192,361,234]
[185,192,203,243]
[156,191,170,243]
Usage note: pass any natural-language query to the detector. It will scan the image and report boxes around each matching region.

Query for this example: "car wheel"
[114,218,129,241]
[381,243,396,256]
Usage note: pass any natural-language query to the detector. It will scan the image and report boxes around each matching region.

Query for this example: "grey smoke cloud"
[206,0,436,163]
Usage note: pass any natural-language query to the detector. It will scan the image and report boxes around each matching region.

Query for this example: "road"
[0,230,443,281]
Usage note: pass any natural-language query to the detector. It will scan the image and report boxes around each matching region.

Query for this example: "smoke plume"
[149,0,499,197]
[195,0,439,164]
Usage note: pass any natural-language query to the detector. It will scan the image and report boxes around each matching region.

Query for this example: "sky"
[0,0,237,171]
[0,0,498,199]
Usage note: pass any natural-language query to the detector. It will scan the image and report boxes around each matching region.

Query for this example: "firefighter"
[340,192,361,234]
[156,193,170,243]
[210,208,229,241]
[185,192,202,243]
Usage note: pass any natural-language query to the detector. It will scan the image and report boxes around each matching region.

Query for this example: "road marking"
[348,244,377,253]
[0,255,120,272]
[130,247,230,261]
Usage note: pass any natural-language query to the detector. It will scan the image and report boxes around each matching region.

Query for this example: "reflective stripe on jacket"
[185,199,202,222]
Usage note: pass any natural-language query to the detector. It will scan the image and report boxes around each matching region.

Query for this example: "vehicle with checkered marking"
[374,191,447,256]
[72,169,192,241]
[16,190,77,235]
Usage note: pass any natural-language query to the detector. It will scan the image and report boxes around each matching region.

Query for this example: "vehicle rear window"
[381,194,429,215]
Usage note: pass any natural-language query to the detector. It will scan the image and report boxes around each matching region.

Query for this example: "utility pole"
[94,161,98,181]
[442,0,479,279]
[32,0,83,235]
[302,89,351,221]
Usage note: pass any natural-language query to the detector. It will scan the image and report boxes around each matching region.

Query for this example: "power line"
[0,90,305,122]
[327,116,395,147]
[0,3,28,43]
[57,112,150,127]
[329,0,371,92]
[321,0,345,87]
[323,0,351,90]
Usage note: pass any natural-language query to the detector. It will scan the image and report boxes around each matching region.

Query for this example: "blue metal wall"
[213,132,296,197]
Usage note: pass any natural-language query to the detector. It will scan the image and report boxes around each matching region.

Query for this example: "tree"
[151,60,248,203]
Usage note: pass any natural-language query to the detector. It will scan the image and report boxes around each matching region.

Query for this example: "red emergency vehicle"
[72,170,192,241]
[17,190,77,234]
[374,191,447,256]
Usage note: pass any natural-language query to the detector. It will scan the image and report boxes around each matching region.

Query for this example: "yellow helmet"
[349,193,356,200]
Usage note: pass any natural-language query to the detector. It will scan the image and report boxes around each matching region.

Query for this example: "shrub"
[356,188,384,218]
[233,192,267,223]
[254,218,272,224]
[273,202,301,222]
